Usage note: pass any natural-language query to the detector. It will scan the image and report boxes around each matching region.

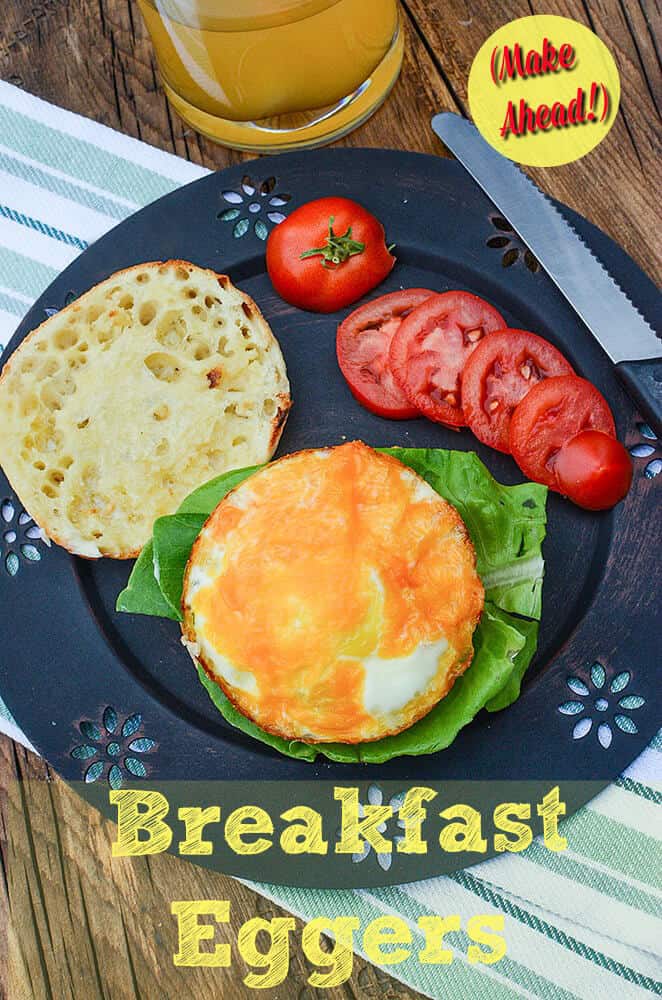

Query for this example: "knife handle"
[616,358,662,441]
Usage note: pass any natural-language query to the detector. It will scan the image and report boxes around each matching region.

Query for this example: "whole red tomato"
[554,430,632,510]
[266,197,395,313]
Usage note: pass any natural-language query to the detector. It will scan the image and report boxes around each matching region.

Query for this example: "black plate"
[0,150,659,887]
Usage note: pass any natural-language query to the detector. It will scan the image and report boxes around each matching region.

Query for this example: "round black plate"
[0,150,659,886]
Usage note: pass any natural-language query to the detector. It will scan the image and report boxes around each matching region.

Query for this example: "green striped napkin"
[0,79,659,999]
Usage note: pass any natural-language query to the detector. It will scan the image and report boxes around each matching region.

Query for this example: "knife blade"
[432,111,662,437]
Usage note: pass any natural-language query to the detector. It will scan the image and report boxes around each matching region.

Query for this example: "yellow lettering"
[110,790,172,857]
[171,900,230,967]
[439,805,487,853]
[237,916,295,988]
[225,806,273,855]
[467,914,507,965]
[538,787,567,851]
[279,806,328,855]
[362,916,412,965]
[493,802,532,853]
[178,806,221,855]
[334,787,392,855]
[396,787,436,854]
[302,917,359,988]
[417,915,460,964]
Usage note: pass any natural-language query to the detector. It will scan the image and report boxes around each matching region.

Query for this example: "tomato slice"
[461,329,574,453]
[509,375,616,488]
[336,289,435,419]
[389,291,506,426]
[555,430,632,510]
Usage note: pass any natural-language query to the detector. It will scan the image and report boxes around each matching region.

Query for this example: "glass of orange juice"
[136,0,403,151]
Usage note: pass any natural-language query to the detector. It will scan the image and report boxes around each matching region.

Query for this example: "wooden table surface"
[0,1,659,997]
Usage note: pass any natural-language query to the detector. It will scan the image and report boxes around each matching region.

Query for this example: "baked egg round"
[182,441,484,743]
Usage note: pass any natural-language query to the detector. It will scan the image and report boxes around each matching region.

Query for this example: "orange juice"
[137,0,402,149]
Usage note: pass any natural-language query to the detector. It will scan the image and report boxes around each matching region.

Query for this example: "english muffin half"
[182,442,484,744]
[0,261,291,558]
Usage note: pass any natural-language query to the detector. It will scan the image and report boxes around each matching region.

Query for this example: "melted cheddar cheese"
[182,441,484,743]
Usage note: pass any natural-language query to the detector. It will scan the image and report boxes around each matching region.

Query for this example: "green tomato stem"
[299,216,366,268]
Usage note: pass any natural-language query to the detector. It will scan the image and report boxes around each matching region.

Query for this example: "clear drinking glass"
[136,0,403,151]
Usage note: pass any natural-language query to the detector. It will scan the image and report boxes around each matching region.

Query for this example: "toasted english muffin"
[182,442,484,744]
[0,261,291,558]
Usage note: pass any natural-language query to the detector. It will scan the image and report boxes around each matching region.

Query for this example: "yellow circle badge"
[468,15,620,167]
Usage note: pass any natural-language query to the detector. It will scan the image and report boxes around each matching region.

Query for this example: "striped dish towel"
[0,79,660,1000]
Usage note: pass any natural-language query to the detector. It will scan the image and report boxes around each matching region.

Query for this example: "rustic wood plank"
[0,0,660,994]
[0,0,459,166]
[0,736,422,998]
[619,0,661,114]
[404,0,662,282]
[3,0,657,283]
[0,3,445,994]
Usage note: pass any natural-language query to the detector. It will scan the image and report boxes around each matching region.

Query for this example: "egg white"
[182,443,483,743]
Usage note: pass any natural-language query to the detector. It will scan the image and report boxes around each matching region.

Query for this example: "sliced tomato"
[336,289,435,418]
[509,374,616,488]
[389,291,506,426]
[462,329,574,453]
[555,430,632,510]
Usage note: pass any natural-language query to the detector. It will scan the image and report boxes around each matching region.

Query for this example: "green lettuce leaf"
[177,465,263,515]
[196,602,535,762]
[381,448,547,620]
[116,466,257,617]
[153,514,207,619]
[197,665,319,762]
[116,448,547,762]
[485,615,539,713]
[119,449,547,624]
[115,541,178,620]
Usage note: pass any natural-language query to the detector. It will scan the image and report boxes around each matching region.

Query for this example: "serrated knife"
[432,112,662,438]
